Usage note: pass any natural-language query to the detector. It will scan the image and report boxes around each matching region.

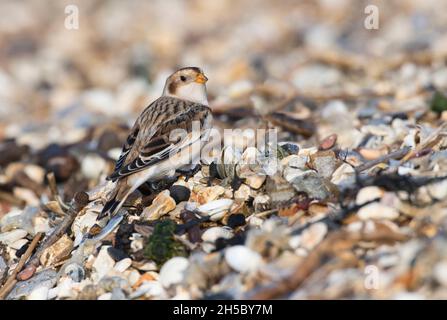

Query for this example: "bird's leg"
[176,164,202,181]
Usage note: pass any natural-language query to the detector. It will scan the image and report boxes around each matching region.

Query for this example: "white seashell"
[129,281,165,299]
[10,238,28,250]
[356,187,383,205]
[201,226,234,243]
[92,246,115,283]
[0,229,27,246]
[98,293,112,300]
[159,257,189,288]
[114,258,132,273]
[55,277,76,299]
[224,245,262,273]
[330,163,355,186]
[358,202,399,220]
[197,199,233,221]
[27,286,49,300]
[299,222,328,251]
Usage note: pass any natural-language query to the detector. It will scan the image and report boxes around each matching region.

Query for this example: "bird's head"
[163,67,209,105]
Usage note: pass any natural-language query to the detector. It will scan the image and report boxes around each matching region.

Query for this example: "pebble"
[159,257,189,288]
[0,229,27,246]
[7,269,57,300]
[114,258,132,273]
[197,199,234,222]
[169,185,191,204]
[299,222,328,251]
[289,170,331,200]
[224,245,262,273]
[227,214,246,229]
[201,227,234,243]
[358,202,400,220]
[40,234,73,267]
[92,246,115,282]
[141,190,176,221]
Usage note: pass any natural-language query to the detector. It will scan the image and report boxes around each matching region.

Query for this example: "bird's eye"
[180,75,187,82]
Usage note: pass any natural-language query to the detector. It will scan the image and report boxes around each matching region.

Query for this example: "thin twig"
[355,147,410,172]
[47,172,70,212]
[0,232,43,300]
[17,191,90,281]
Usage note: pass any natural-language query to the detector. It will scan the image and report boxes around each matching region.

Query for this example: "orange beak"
[195,73,208,84]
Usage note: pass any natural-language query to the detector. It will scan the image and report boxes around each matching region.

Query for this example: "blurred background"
[2,0,447,300]
[1,0,447,147]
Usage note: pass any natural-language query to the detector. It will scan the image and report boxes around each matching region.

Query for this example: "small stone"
[169,185,191,204]
[0,229,27,246]
[81,154,108,180]
[358,202,400,220]
[289,170,331,200]
[10,239,28,250]
[244,175,266,190]
[253,194,271,212]
[310,150,337,178]
[197,199,233,222]
[27,286,49,300]
[356,186,384,205]
[225,245,262,273]
[92,246,115,282]
[40,234,73,267]
[234,184,251,202]
[195,186,225,204]
[107,247,129,262]
[300,222,328,251]
[159,257,189,288]
[201,227,234,243]
[319,134,337,150]
[114,258,132,273]
[7,269,57,300]
[227,214,246,229]
[141,190,176,221]
[0,256,7,283]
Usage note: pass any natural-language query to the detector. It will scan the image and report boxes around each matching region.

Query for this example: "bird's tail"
[97,182,130,220]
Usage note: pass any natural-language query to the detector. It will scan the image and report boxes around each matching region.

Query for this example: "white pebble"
[159,257,189,288]
[225,245,262,273]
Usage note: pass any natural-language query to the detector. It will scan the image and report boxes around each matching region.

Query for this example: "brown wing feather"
[107,96,211,181]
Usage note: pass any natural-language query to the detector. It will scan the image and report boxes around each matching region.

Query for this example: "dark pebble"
[16,242,29,258]
[280,143,299,155]
[114,223,135,251]
[169,185,191,204]
[107,247,130,262]
[227,214,246,229]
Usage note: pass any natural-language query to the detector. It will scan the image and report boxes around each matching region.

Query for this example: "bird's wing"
[112,122,140,174]
[107,96,211,182]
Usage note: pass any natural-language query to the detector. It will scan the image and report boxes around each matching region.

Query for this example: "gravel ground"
[1,0,447,300]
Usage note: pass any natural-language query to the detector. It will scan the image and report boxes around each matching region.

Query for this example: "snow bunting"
[97,67,212,220]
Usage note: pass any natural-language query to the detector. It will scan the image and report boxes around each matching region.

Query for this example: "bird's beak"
[195,73,208,84]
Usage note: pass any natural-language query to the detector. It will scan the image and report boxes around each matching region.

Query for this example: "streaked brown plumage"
[98,67,212,220]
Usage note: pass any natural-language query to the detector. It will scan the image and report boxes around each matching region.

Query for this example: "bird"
[97,67,212,221]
